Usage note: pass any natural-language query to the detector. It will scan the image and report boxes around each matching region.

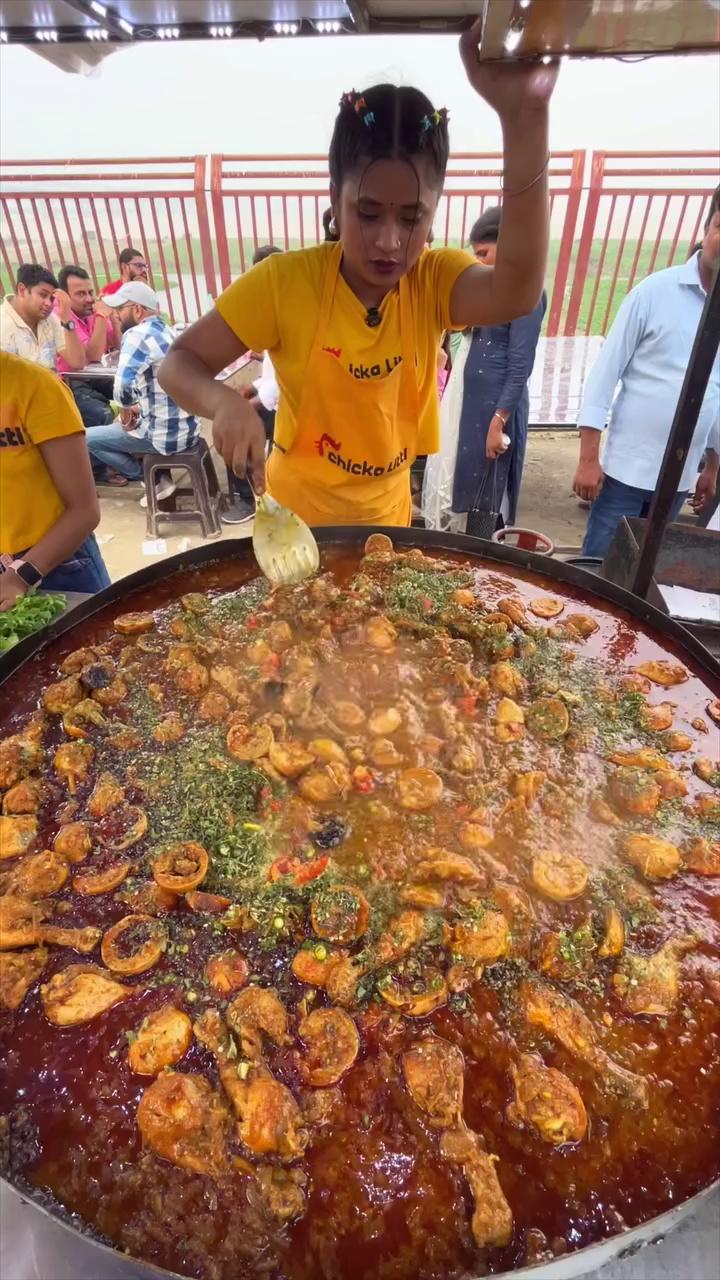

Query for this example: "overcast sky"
[1,36,719,158]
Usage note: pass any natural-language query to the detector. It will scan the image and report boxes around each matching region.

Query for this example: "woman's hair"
[322,207,339,242]
[469,205,501,245]
[328,85,450,192]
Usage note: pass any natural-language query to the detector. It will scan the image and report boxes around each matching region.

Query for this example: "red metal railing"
[0,156,216,324]
[1,151,717,333]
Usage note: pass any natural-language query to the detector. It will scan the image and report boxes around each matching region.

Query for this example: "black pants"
[71,382,113,430]
[232,405,276,500]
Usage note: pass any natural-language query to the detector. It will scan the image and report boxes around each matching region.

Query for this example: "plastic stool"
[142,439,222,539]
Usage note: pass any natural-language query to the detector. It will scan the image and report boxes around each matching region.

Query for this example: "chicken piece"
[101,914,168,975]
[526,698,569,742]
[496,596,527,626]
[608,766,661,818]
[494,698,525,745]
[206,950,250,996]
[5,849,68,898]
[268,739,315,779]
[693,757,719,788]
[656,769,688,800]
[682,836,720,876]
[226,721,272,762]
[365,616,397,650]
[531,849,589,902]
[608,747,672,772]
[507,1053,587,1145]
[440,1127,513,1248]
[564,614,599,640]
[598,904,625,958]
[61,645,99,674]
[86,772,125,819]
[0,734,44,792]
[41,963,135,1025]
[663,731,694,754]
[368,737,404,768]
[589,795,622,827]
[375,910,427,967]
[521,981,649,1109]
[0,815,37,861]
[175,662,210,697]
[2,777,44,816]
[402,1036,464,1128]
[452,908,510,964]
[642,702,675,732]
[114,611,155,635]
[493,883,535,926]
[152,842,209,893]
[489,661,525,698]
[43,675,84,715]
[415,850,483,884]
[696,792,720,819]
[61,698,107,741]
[226,986,290,1058]
[291,944,345,988]
[380,967,448,1017]
[298,1007,360,1086]
[0,946,48,1010]
[298,762,351,804]
[0,895,42,949]
[92,674,128,709]
[152,713,186,746]
[367,706,402,736]
[633,660,688,688]
[624,833,681,881]
[253,1165,306,1223]
[73,860,131,895]
[239,1075,308,1162]
[512,771,546,807]
[38,924,102,953]
[396,767,444,811]
[613,936,698,1016]
[193,1007,249,1116]
[198,691,231,723]
[332,701,366,729]
[400,884,446,910]
[128,1005,193,1075]
[54,742,94,793]
[311,883,370,944]
[53,820,92,864]
[137,1071,228,1177]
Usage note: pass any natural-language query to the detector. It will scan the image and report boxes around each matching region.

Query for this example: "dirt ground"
[95,429,588,584]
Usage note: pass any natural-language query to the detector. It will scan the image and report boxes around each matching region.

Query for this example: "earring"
[330,217,338,236]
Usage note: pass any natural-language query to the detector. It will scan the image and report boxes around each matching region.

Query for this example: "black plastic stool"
[142,439,221,539]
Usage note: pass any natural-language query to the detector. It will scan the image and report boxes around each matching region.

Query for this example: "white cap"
[109,282,159,310]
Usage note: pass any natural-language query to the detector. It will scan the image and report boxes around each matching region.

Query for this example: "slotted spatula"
[250,485,320,586]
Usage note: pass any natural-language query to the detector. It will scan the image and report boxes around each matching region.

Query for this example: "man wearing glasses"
[101,247,149,297]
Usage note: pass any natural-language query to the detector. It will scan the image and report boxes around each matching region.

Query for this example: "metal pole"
[630,263,720,598]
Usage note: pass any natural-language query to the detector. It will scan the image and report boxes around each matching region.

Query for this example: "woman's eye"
[357,211,378,222]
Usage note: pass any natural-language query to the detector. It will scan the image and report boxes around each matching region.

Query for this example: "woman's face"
[334,155,439,296]
[471,238,497,267]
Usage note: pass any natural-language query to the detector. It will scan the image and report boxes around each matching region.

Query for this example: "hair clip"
[363,111,375,127]
[354,96,367,113]
[340,90,359,109]
[420,115,432,132]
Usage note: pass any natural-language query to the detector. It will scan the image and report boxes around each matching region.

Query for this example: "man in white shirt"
[573,187,720,558]
[0,263,84,372]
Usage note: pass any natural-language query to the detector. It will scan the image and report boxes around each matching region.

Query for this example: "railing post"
[546,150,585,337]
[210,154,231,292]
[194,155,217,303]
[564,151,606,335]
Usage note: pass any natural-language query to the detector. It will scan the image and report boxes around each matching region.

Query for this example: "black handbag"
[465,459,504,540]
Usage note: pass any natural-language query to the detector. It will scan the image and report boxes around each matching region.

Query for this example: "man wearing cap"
[85,282,200,500]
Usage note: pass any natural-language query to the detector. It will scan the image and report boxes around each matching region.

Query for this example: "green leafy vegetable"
[0,592,66,652]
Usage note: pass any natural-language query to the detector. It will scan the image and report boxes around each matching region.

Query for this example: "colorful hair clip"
[363,111,375,127]
[354,96,367,113]
[420,115,432,132]
[340,90,358,108]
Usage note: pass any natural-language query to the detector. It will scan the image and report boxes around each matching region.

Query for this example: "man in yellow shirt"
[160,38,558,527]
[0,351,110,609]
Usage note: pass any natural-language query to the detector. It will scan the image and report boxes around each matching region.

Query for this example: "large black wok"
[1,527,718,1280]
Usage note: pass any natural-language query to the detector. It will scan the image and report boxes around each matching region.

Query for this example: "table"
[528,336,604,430]
[0,1182,717,1280]
[61,355,118,386]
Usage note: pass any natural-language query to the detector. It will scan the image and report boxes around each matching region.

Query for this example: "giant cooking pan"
[1,526,718,1280]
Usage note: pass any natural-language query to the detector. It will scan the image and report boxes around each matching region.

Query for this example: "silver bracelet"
[503,155,549,199]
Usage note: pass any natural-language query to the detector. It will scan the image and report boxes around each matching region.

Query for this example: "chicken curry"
[0,539,719,1280]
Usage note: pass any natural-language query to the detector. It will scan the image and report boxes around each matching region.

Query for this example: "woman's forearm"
[159,349,229,419]
[492,110,550,317]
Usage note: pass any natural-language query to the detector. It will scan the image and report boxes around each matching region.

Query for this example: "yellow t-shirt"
[0,351,85,555]
[215,243,473,456]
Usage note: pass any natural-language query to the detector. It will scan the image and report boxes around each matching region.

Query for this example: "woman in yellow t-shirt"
[160,28,558,527]
[0,352,109,610]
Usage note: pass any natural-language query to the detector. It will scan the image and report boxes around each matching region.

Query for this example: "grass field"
[0,235,694,335]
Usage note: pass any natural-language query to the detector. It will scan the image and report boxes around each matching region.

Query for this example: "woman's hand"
[486,415,508,461]
[212,385,267,492]
[460,20,559,120]
[0,569,28,612]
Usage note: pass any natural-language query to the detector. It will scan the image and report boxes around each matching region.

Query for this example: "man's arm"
[572,289,647,501]
[450,30,558,326]
[113,329,149,407]
[84,313,110,363]
[53,291,86,370]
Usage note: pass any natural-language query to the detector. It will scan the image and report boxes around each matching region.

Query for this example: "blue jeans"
[582,474,688,559]
[86,423,162,481]
[38,534,111,595]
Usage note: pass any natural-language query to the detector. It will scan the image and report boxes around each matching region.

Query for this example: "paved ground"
[95,429,588,584]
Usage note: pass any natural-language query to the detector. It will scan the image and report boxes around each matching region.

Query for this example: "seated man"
[85,282,200,501]
[55,264,121,433]
[101,246,149,297]
[0,263,84,372]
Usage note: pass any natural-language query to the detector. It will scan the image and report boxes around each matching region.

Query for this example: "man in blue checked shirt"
[86,282,200,503]
[573,186,720,558]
